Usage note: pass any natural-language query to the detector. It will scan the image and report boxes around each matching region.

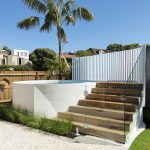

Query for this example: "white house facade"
[0,49,30,66]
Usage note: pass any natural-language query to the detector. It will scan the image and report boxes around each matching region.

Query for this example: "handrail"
[123,45,146,143]
[126,45,146,83]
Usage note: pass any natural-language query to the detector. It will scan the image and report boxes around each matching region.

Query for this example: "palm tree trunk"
[58,39,62,80]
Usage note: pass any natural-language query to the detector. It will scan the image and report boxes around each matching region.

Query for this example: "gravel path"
[0,120,126,150]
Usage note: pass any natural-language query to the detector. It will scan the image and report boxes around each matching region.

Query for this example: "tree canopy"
[75,48,104,57]
[76,50,94,57]
[29,48,56,71]
[1,46,12,54]
[106,43,140,52]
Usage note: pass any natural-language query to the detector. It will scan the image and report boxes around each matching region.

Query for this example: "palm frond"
[73,7,94,21]
[65,15,75,25]
[57,26,67,43]
[40,22,51,32]
[44,0,55,10]
[17,16,40,30]
[40,5,58,32]
[23,0,46,13]
[61,0,75,16]
[45,10,58,24]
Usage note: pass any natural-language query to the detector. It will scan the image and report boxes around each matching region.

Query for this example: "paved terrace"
[0,120,126,150]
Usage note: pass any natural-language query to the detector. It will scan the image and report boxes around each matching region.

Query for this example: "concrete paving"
[0,120,126,150]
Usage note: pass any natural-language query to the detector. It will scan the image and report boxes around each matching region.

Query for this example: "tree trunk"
[58,39,62,80]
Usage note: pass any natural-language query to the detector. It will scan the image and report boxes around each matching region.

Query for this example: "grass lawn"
[129,129,150,150]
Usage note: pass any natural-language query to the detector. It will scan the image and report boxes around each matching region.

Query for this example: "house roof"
[62,53,76,59]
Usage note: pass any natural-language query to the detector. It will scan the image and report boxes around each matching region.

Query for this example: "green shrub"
[0,65,33,71]
[13,65,33,71]
[39,118,73,135]
[0,104,16,122]
[0,104,73,136]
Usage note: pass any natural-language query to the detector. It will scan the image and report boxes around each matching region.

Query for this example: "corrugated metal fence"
[72,46,144,81]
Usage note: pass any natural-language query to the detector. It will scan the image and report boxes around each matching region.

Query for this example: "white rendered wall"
[8,55,18,65]
[13,80,96,118]
[13,83,34,112]
[12,49,29,60]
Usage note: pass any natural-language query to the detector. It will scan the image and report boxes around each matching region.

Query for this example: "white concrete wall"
[13,83,34,112]
[13,80,96,118]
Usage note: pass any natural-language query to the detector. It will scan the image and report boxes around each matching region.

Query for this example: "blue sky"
[0,0,150,52]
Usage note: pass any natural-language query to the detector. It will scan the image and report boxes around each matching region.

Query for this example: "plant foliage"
[29,48,56,71]
[0,104,73,136]
[0,65,33,71]
[17,0,94,79]
[106,43,140,52]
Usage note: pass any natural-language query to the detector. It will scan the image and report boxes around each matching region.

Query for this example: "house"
[87,48,109,54]
[8,49,29,65]
[62,52,76,65]
[0,50,9,65]
[0,49,30,66]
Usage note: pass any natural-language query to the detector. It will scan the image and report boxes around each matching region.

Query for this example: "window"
[21,52,23,56]
[24,52,27,56]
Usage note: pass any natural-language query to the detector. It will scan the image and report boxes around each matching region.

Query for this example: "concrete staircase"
[58,82,143,143]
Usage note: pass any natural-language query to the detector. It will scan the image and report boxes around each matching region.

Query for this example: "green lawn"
[129,130,150,150]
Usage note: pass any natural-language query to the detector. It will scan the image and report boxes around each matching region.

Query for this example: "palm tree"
[17,0,94,79]
[43,55,71,80]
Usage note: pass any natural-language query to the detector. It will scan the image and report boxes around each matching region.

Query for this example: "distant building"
[0,49,30,66]
[0,50,9,65]
[87,48,109,54]
[62,52,76,65]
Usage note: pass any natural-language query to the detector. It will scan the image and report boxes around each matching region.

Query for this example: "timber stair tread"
[86,93,139,104]
[78,99,136,107]
[58,112,131,124]
[73,121,125,142]
[73,121,124,135]
[58,112,130,130]
[78,99,136,112]
[69,105,134,121]
[69,105,134,115]
[96,82,143,90]
[92,88,141,96]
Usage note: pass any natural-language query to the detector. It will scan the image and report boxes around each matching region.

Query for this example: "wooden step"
[86,93,139,104]
[58,112,130,131]
[96,82,143,90]
[78,100,136,112]
[73,122,125,143]
[69,106,133,121]
[92,88,141,97]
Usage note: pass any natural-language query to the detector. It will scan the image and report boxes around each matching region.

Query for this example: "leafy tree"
[124,44,140,50]
[106,44,124,52]
[29,48,56,71]
[1,46,11,54]
[106,43,140,52]
[76,50,93,57]
[17,0,94,79]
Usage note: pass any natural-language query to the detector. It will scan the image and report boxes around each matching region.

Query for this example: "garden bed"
[0,104,73,137]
